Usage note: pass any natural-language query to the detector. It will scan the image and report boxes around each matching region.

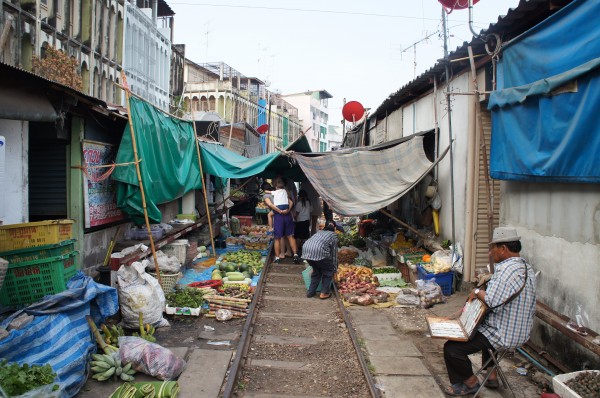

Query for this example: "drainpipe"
[468,0,479,37]
[442,8,456,254]
[464,64,478,283]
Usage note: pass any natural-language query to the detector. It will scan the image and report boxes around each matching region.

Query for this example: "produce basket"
[0,251,79,306]
[553,370,600,398]
[148,271,182,293]
[0,220,74,251]
[417,264,453,296]
[0,239,76,264]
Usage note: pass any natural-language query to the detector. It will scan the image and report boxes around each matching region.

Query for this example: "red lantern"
[342,101,365,123]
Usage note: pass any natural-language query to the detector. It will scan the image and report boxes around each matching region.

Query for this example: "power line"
[169,2,464,21]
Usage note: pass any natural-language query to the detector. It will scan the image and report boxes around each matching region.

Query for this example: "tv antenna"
[400,29,440,77]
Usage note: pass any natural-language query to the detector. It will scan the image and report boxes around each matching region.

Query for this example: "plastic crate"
[0,239,76,264]
[0,251,79,306]
[553,370,600,398]
[232,215,253,227]
[417,264,453,296]
[0,220,74,251]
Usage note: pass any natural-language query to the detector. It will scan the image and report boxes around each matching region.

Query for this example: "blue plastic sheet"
[0,272,118,397]
[488,0,600,183]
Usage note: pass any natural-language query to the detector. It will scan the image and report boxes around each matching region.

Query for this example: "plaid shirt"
[301,230,338,268]
[480,256,536,349]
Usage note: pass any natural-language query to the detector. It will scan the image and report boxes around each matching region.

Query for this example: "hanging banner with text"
[83,140,125,228]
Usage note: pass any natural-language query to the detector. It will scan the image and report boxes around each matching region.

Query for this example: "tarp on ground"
[293,135,446,216]
[112,96,202,224]
[0,272,118,397]
[488,0,600,183]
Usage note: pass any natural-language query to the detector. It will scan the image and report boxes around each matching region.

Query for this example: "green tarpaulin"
[198,136,311,182]
[112,97,202,224]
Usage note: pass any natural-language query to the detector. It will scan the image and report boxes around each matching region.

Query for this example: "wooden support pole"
[191,116,217,257]
[121,73,163,287]
[380,209,428,241]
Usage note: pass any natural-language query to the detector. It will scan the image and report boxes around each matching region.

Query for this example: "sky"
[169,0,521,126]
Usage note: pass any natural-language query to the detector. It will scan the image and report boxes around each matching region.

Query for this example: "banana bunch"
[90,352,136,382]
[132,323,156,343]
[101,324,124,347]
[132,312,157,343]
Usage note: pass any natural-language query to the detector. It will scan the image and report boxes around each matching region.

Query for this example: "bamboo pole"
[191,114,217,257]
[121,73,163,287]
[468,46,495,273]
[379,209,429,241]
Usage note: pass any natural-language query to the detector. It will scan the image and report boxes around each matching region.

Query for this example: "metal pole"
[121,73,163,287]
[266,93,272,153]
[442,8,457,252]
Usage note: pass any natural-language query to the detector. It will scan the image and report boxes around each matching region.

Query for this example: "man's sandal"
[445,382,481,396]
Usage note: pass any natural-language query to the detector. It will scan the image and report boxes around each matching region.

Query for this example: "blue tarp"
[0,273,119,397]
[488,0,600,183]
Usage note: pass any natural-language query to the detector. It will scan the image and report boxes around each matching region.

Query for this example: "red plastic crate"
[232,215,253,227]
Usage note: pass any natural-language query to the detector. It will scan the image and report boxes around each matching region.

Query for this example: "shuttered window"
[28,123,68,220]
[473,109,501,273]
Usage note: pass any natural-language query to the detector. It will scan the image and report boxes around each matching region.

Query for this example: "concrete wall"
[397,73,472,253]
[501,180,600,368]
[0,119,28,225]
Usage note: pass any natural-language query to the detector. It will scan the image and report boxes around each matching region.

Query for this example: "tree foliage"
[32,46,83,91]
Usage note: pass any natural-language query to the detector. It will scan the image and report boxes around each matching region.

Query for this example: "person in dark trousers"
[443,227,536,396]
[323,200,334,223]
[302,221,338,299]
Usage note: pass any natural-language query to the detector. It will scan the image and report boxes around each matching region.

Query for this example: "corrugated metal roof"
[372,0,574,119]
[0,61,123,119]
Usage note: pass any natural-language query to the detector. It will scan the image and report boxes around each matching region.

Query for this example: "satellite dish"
[257,124,269,134]
[438,0,480,10]
[342,101,365,122]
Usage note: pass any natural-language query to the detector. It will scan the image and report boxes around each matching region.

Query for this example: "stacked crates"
[0,220,77,305]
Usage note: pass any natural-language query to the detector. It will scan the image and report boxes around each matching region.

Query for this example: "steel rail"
[332,283,383,398]
[222,249,274,397]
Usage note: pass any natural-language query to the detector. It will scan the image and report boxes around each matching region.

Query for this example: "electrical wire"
[169,2,486,23]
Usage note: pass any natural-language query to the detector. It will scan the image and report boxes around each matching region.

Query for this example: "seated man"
[444,227,536,396]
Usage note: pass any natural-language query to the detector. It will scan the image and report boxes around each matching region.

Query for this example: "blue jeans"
[307,258,335,295]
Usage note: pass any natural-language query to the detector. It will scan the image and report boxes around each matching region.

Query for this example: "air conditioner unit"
[0,136,5,221]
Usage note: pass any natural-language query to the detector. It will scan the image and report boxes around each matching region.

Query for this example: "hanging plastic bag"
[117,261,170,329]
[118,336,186,380]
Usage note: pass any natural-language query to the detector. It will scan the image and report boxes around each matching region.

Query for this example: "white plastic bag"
[117,261,169,329]
[118,336,185,380]
[145,251,181,273]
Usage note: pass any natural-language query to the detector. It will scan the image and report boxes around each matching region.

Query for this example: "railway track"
[222,254,381,398]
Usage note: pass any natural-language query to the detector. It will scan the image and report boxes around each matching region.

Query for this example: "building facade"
[283,90,332,152]
[183,60,302,153]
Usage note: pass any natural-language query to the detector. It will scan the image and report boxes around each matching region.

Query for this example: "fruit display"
[100,324,124,347]
[242,237,270,251]
[222,250,263,272]
[131,313,157,343]
[256,201,269,210]
[241,225,269,236]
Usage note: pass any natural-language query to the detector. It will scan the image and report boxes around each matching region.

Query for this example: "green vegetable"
[166,287,205,308]
[0,359,58,396]
[372,267,399,274]
[227,274,246,281]
[378,278,410,288]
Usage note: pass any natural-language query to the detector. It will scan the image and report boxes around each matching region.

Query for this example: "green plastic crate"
[0,239,76,264]
[0,251,79,306]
